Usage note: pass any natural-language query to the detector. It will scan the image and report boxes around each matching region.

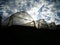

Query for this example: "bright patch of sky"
[0,0,60,25]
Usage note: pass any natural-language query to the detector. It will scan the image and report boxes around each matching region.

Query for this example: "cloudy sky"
[0,0,60,25]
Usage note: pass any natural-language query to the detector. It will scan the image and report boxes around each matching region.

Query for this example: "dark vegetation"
[0,16,60,45]
[0,25,60,45]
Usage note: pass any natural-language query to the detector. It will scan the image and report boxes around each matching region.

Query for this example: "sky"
[0,0,60,25]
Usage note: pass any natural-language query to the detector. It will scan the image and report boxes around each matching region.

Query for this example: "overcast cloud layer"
[0,0,60,25]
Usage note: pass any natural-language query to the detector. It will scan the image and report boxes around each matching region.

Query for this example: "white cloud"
[3,12,8,17]
[55,20,60,25]
[1,0,60,25]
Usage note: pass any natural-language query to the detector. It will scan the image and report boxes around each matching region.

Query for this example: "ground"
[0,25,60,45]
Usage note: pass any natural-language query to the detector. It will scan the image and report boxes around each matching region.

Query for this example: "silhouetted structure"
[3,11,56,29]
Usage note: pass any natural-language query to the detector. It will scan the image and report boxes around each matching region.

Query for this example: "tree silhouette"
[0,16,2,26]
[3,11,56,29]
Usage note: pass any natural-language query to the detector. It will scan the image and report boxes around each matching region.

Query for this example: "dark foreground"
[0,25,60,45]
